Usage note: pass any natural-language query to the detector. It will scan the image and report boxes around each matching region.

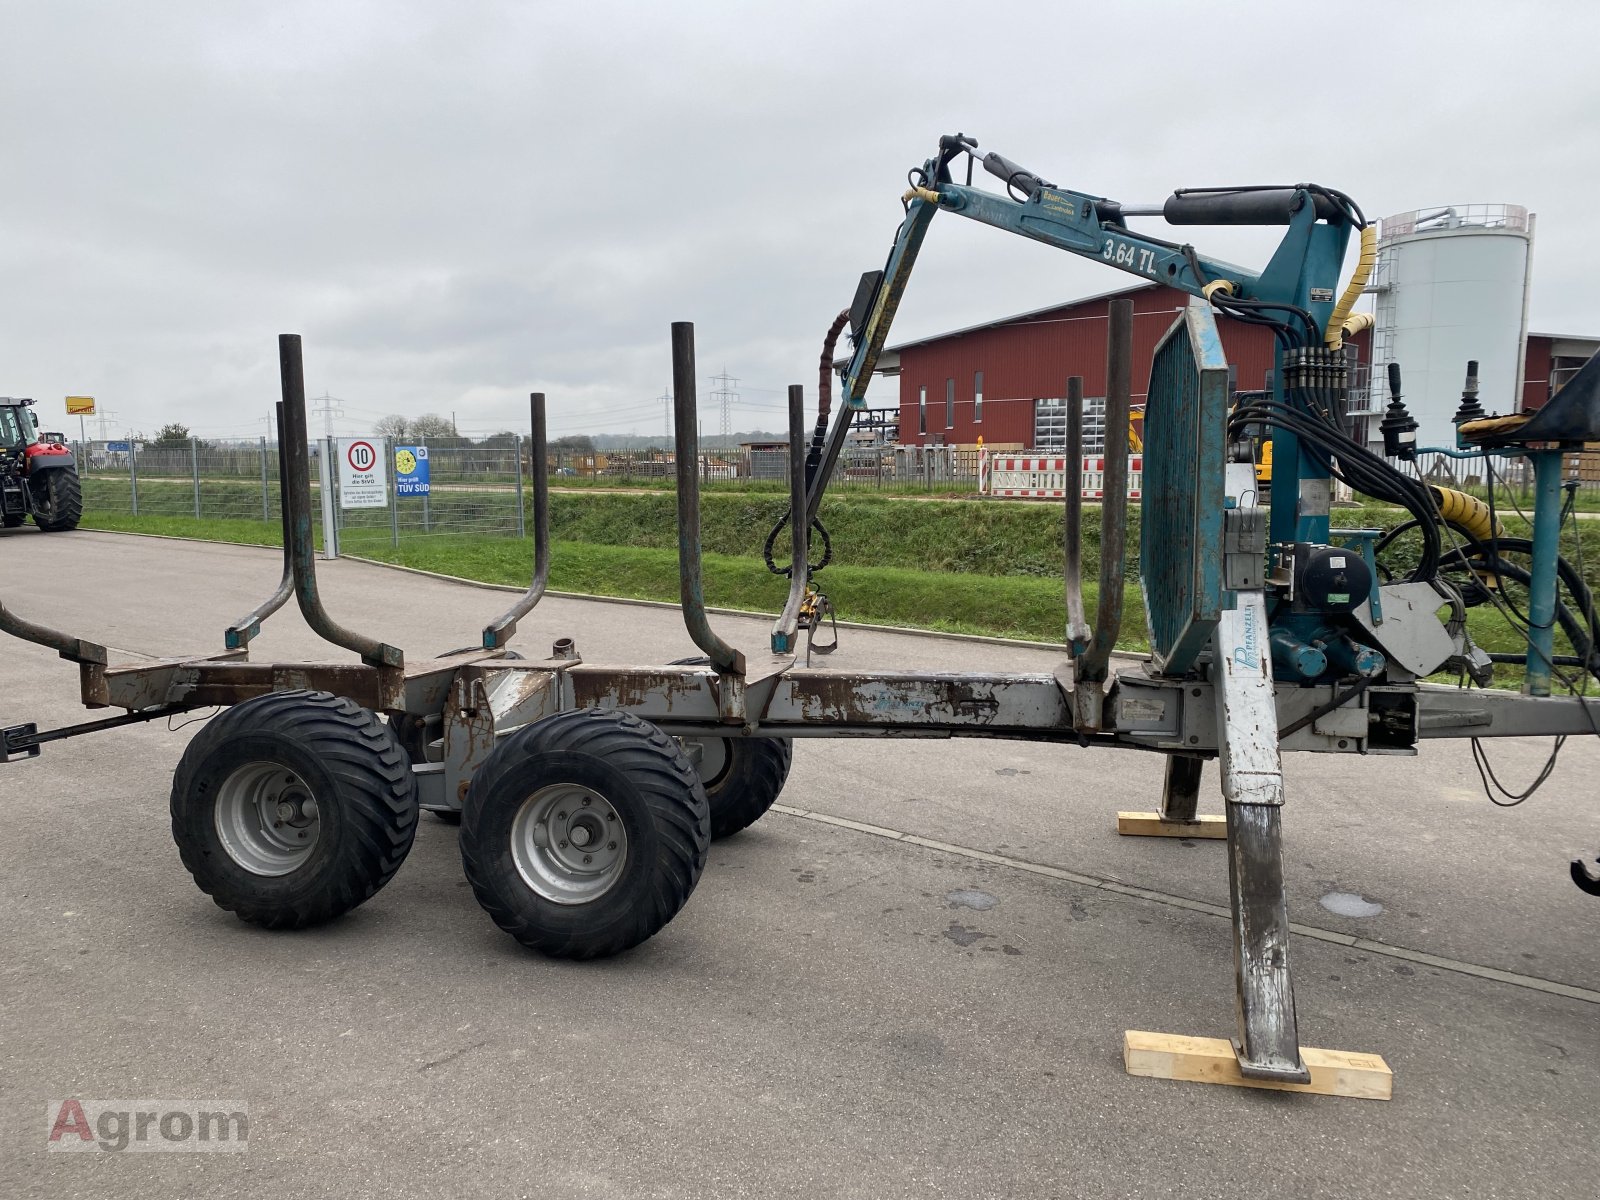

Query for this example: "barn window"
[974,371,984,423]
[918,386,926,435]
[1034,395,1106,452]
[946,378,955,428]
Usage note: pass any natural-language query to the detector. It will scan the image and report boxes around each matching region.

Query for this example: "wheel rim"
[678,737,729,789]
[213,762,322,876]
[510,784,628,905]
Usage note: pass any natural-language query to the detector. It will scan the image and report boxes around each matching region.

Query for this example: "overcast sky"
[3,1,1596,442]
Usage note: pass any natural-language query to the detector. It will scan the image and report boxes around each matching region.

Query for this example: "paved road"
[2,530,1597,1199]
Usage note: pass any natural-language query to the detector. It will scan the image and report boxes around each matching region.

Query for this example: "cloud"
[3,0,1597,438]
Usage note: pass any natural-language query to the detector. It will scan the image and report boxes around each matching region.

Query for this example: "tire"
[29,468,82,532]
[460,708,709,959]
[667,657,792,839]
[681,735,792,839]
[170,690,419,929]
[1,512,23,529]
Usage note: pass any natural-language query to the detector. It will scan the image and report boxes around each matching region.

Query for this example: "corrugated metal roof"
[1528,331,1600,345]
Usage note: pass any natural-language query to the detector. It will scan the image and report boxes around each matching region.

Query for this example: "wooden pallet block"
[1116,811,1228,838]
[1123,1030,1392,1099]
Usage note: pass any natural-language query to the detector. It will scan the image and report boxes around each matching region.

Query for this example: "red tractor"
[0,397,82,532]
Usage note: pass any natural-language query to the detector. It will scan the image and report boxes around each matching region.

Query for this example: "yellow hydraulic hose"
[1325,224,1378,347]
[1339,311,1374,340]
[1430,486,1503,542]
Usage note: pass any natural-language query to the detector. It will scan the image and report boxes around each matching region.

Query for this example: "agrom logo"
[47,1099,248,1153]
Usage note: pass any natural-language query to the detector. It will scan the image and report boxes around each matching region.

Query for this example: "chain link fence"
[74,436,1596,546]
[72,438,992,544]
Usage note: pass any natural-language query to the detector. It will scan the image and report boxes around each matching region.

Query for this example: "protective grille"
[1139,304,1230,674]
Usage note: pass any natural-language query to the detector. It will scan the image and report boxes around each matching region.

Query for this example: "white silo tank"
[1369,205,1534,450]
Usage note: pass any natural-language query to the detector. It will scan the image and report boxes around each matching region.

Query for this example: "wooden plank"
[1123,1030,1392,1100]
[1116,811,1228,839]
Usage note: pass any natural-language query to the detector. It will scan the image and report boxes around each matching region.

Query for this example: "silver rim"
[510,784,627,905]
[214,762,322,876]
[678,737,728,789]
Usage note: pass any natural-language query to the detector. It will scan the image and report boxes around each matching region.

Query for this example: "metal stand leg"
[1213,591,1308,1084]
[1224,801,1307,1081]
[1159,755,1204,822]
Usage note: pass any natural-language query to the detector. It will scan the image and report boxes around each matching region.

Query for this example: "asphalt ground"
[1,529,1596,1199]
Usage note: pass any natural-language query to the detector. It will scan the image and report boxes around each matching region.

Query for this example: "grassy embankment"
[79,480,1599,679]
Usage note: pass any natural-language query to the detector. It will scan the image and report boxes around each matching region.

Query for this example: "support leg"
[1160,755,1204,821]
[1223,800,1306,1081]
[1211,593,1307,1082]
[1116,755,1226,838]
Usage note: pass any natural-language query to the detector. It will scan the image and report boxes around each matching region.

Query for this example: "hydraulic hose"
[1430,486,1502,543]
[817,309,848,423]
[1326,224,1378,348]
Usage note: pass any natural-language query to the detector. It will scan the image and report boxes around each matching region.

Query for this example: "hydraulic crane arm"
[808,132,1361,530]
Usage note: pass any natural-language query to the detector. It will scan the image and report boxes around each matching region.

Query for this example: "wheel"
[679,735,792,839]
[28,468,82,532]
[460,708,709,958]
[1,512,23,529]
[170,690,419,929]
[667,657,792,838]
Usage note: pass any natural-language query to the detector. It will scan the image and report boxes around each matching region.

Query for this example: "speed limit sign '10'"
[337,437,388,509]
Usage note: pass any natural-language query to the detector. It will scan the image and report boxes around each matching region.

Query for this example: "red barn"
[884,281,1595,454]
[886,281,1368,452]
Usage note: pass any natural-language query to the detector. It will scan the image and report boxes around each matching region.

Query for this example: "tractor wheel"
[170,690,419,929]
[29,468,82,532]
[679,735,792,840]
[668,657,792,838]
[460,708,709,958]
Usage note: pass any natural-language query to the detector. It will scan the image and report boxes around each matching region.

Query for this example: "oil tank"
[1369,205,1533,450]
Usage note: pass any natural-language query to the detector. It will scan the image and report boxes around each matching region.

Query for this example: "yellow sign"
[66,396,95,415]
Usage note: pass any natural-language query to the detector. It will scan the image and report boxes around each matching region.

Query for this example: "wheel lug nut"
[582,854,592,864]
[581,798,590,807]
[556,811,566,820]
[558,840,568,849]
[607,841,617,850]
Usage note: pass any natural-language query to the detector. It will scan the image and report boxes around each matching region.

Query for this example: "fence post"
[129,439,139,516]
[388,437,400,548]
[260,436,270,521]
[421,441,431,533]
[317,436,339,559]
[191,437,202,518]
[515,434,526,538]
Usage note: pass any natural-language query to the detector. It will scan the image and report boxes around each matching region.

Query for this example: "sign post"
[66,397,94,454]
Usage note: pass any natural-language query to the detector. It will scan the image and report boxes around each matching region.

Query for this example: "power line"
[710,371,738,446]
[309,392,345,441]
